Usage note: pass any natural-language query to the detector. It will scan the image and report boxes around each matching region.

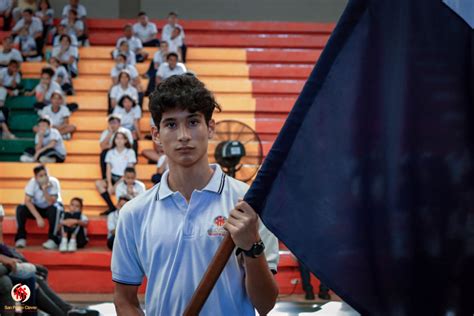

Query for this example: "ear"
[208,119,215,139]
[151,126,161,145]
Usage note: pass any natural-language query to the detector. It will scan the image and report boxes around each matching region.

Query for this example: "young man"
[155,52,186,86]
[112,74,279,315]
[11,8,44,54]
[132,12,159,47]
[15,165,63,249]
[0,37,22,67]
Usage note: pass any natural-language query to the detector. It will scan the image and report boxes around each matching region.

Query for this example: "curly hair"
[149,74,221,129]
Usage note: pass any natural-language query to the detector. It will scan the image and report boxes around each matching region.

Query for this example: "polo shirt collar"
[156,164,226,200]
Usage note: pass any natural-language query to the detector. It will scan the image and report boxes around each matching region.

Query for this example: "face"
[109,119,120,131]
[168,55,178,68]
[116,56,126,66]
[160,42,168,52]
[35,170,48,184]
[168,14,177,25]
[114,132,127,148]
[68,11,76,20]
[172,28,180,38]
[119,73,130,85]
[120,42,129,52]
[124,171,136,185]
[70,0,79,6]
[3,38,12,50]
[51,94,63,108]
[22,12,32,23]
[153,110,214,168]
[61,36,70,47]
[41,73,52,86]
[139,15,147,25]
[49,58,59,67]
[38,121,50,133]
[124,27,132,38]
[123,98,133,111]
[8,63,18,73]
[70,199,82,212]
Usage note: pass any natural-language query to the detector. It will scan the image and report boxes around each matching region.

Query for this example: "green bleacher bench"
[21,78,40,91]
[0,139,34,161]
[5,96,37,111]
[8,112,38,138]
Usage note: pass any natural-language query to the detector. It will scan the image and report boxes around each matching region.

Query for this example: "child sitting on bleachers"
[58,197,89,252]
[0,111,15,139]
[0,37,23,67]
[110,53,142,93]
[106,195,130,250]
[36,0,54,41]
[52,23,79,47]
[109,69,139,113]
[49,56,74,95]
[161,11,187,63]
[115,24,148,63]
[145,40,169,95]
[96,129,136,214]
[0,60,21,98]
[114,167,146,200]
[13,27,42,62]
[37,90,76,140]
[112,40,136,66]
[61,9,87,47]
[52,34,79,77]
[20,116,67,163]
[112,95,141,142]
[26,67,63,110]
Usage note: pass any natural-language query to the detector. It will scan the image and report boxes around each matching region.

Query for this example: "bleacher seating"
[0,18,333,296]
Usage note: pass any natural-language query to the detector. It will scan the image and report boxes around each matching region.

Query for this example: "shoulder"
[50,128,62,137]
[224,176,249,197]
[49,176,60,186]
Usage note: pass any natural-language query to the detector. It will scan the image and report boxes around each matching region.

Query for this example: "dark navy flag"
[245,0,474,315]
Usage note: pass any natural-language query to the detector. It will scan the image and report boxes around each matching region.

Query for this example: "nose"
[177,124,191,142]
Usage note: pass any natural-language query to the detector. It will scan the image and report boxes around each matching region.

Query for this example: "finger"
[229,209,247,220]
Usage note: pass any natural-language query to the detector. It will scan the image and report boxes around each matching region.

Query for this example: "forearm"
[25,201,41,219]
[244,255,279,315]
[115,303,143,316]
[42,190,56,205]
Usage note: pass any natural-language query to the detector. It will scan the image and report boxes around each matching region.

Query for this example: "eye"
[165,121,176,129]
[189,119,200,126]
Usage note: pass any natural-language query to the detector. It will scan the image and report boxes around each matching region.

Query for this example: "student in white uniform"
[110,53,139,86]
[60,9,87,46]
[114,166,146,202]
[161,11,187,62]
[36,0,54,40]
[155,52,187,86]
[145,40,169,95]
[25,67,63,110]
[112,95,141,142]
[111,40,136,66]
[115,24,148,63]
[15,165,64,249]
[58,197,89,252]
[109,70,139,113]
[61,0,87,20]
[49,56,73,95]
[11,8,44,54]
[20,116,67,163]
[132,11,159,47]
[52,34,79,77]
[13,26,42,61]
[96,129,137,215]
[37,90,76,139]
[112,74,279,316]
[52,23,79,47]
[0,60,21,100]
[106,196,130,250]
[0,36,22,67]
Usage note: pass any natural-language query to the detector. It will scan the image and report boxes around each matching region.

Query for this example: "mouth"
[176,146,194,152]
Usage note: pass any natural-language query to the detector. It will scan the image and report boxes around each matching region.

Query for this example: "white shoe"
[42,239,58,250]
[20,154,35,163]
[9,262,36,279]
[67,239,77,252]
[15,239,26,248]
[59,238,68,252]
[39,156,56,163]
[62,133,71,140]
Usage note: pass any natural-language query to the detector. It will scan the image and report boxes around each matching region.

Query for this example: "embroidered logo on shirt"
[207,215,227,237]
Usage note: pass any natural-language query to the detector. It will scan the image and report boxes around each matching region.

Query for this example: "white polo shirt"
[112,49,136,66]
[132,22,157,43]
[109,84,138,104]
[156,62,187,80]
[107,210,119,239]
[0,49,23,66]
[53,65,71,85]
[39,104,71,127]
[99,128,134,146]
[53,34,79,47]
[35,128,67,157]
[62,4,87,19]
[0,68,21,87]
[161,23,185,42]
[52,45,78,73]
[35,81,63,102]
[13,17,43,36]
[110,64,138,80]
[152,51,166,66]
[111,164,279,316]
[112,105,141,130]
[25,176,62,209]
[105,148,137,176]
[168,36,183,54]
[115,179,146,200]
[115,36,143,53]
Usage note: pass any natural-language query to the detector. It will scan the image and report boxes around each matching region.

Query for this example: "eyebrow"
[161,114,202,123]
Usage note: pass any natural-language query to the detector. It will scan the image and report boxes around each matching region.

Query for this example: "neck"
[120,83,128,88]
[167,158,213,202]
[115,146,125,152]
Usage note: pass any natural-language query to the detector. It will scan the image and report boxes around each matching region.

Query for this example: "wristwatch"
[236,240,265,258]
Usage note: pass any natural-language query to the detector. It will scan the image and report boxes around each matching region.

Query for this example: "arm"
[56,116,70,130]
[134,119,141,140]
[100,132,113,151]
[24,195,44,226]
[106,163,113,190]
[114,283,144,316]
[0,216,4,244]
[35,134,44,152]
[34,140,57,159]
[41,182,58,206]
[224,201,279,315]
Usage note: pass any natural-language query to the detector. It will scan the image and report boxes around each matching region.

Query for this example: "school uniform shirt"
[110,64,139,80]
[112,49,136,66]
[156,154,168,171]
[112,106,141,130]
[36,9,54,26]
[109,84,139,104]
[0,68,21,87]
[99,128,134,147]
[39,104,71,127]
[132,22,158,44]
[53,33,79,47]
[105,148,137,176]
[61,211,89,235]
[35,128,67,157]
[24,176,62,209]
[115,36,143,53]
[62,4,87,19]
[156,62,187,80]
[107,210,119,239]
[161,23,185,42]
[0,0,13,12]
[115,179,146,200]
[12,16,43,36]
[53,65,71,85]
[0,49,23,66]
[35,81,63,102]
[168,36,183,54]
[60,18,84,38]
[111,164,279,316]
[14,35,37,55]
[52,45,79,74]
[152,51,166,66]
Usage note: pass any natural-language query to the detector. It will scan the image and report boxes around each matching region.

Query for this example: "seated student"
[15,165,63,249]
[112,95,141,142]
[49,56,74,95]
[155,52,187,86]
[60,8,87,46]
[111,40,136,66]
[20,116,67,163]
[11,9,44,55]
[168,26,184,60]
[110,53,141,90]
[145,40,169,95]
[25,67,62,110]
[106,196,130,250]
[62,0,87,20]
[114,167,146,200]
[99,114,134,180]
[151,153,168,184]
[58,197,88,252]
[115,24,148,63]
[13,26,42,61]
[0,111,15,139]
[0,0,13,31]
[35,0,53,41]
[109,70,138,113]
[11,0,36,22]
[0,37,23,67]
[0,60,21,97]
[52,34,79,77]
[52,23,79,47]
[95,129,136,214]
[37,90,76,140]
[133,11,159,47]
[161,11,187,62]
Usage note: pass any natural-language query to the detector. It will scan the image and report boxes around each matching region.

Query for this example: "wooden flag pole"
[183,234,235,316]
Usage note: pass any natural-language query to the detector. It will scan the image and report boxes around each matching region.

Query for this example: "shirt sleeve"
[115,182,126,199]
[111,207,145,285]
[80,213,89,224]
[15,73,21,84]
[109,86,118,100]
[48,178,60,196]
[76,20,84,32]
[105,150,112,164]
[156,64,165,78]
[12,20,23,33]
[50,129,62,142]
[128,149,137,164]
[24,179,35,197]
[62,106,71,118]
[133,106,142,120]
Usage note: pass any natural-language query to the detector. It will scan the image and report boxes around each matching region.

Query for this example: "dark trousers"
[24,147,66,163]
[181,44,187,63]
[298,261,330,295]
[10,275,37,316]
[107,236,115,250]
[62,225,88,248]
[36,276,72,315]
[2,14,12,31]
[15,204,62,243]
[100,149,108,179]
[143,39,160,47]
